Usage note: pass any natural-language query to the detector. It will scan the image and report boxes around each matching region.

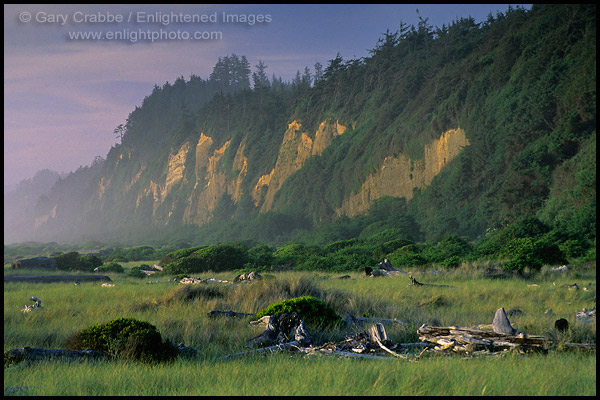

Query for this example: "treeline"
[157,216,589,275]
[3,242,179,265]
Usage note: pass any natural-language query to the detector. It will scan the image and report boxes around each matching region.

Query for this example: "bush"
[274,243,321,267]
[98,262,124,273]
[54,252,82,271]
[66,317,178,363]
[441,255,461,268]
[127,266,147,278]
[501,237,567,272]
[55,252,102,271]
[160,246,206,265]
[422,235,472,263]
[79,254,103,272]
[253,296,342,328]
[162,243,249,274]
[247,244,276,269]
[386,245,427,267]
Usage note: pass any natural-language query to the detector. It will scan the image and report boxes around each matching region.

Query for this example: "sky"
[3,4,530,191]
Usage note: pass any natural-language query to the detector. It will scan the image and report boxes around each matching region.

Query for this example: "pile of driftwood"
[218,307,595,361]
[219,319,425,361]
[418,308,596,355]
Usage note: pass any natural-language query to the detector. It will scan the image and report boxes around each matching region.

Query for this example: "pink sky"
[4,4,526,190]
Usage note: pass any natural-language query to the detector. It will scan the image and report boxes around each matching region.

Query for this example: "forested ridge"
[5,4,595,267]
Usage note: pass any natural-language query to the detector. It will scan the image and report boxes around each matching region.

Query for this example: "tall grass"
[4,352,596,396]
[4,266,596,395]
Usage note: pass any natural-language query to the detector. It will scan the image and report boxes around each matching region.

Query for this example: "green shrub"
[159,246,206,265]
[422,235,472,263]
[162,243,249,274]
[127,266,147,278]
[441,255,461,268]
[98,262,124,273]
[274,243,321,267]
[253,296,342,328]
[79,254,103,272]
[247,244,276,269]
[387,245,427,267]
[66,317,178,363]
[54,252,82,271]
[54,252,102,271]
[324,238,361,253]
[501,237,567,272]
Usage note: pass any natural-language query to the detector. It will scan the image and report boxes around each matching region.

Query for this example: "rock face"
[492,307,517,335]
[11,257,57,270]
[336,128,469,217]
[253,119,347,211]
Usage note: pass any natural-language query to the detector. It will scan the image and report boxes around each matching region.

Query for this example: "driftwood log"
[418,324,596,353]
[247,313,311,348]
[5,344,198,365]
[4,347,107,365]
[409,274,455,288]
[219,320,422,360]
[208,310,254,318]
[418,324,550,353]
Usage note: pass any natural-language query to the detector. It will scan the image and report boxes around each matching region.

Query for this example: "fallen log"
[208,310,254,318]
[246,313,311,348]
[301,348,397,360]
[417,324,595,353]
[408,274,455,288]
[4,347,107,365]
[217,341,301,361]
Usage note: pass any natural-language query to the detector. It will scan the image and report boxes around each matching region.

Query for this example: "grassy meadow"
[4,262,596,396]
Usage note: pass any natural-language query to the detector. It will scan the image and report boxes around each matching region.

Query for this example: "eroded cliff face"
[336,128,469,217]
[182,134,232,224]
[162,141,191,200]
[93,123,466,229]
[253,119,346,210]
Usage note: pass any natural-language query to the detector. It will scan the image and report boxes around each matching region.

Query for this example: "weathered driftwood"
[22,296,43,313]
[246,313,311,348]
[300,348,397,360]
[222,321,420,361]
[369,324,407,358]
[4,347,107,365]
[492,307,517,335]
[418,324,549,353]
[217,340,302,361]
[369,323,389,345]
[208,310,254,318]
[408,274,454,288]
[418,322,596,353]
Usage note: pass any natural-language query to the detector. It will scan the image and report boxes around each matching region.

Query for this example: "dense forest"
[4,4,595,267]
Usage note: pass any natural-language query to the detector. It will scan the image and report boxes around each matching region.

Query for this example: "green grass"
[4,263,596,395]
[4,352,596,396]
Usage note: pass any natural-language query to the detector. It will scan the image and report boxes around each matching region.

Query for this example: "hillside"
[5,4,595,255]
